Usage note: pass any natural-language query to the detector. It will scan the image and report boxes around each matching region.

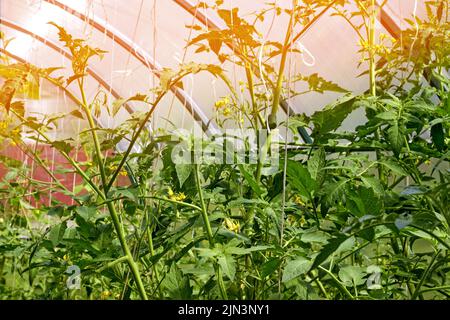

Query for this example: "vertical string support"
[369,0,377,97]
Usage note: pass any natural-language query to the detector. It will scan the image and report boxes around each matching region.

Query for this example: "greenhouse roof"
[0,0,424,134]
[0,0,429,134]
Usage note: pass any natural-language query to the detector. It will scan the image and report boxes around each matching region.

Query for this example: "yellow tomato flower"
[168,187,186,201]
[299,215,306,227]
[214,97,230,109]
[175,193,186,201]
[100,291,111,299]
[293,195,305,206]
[224,218,240,233]
[222,107,231,116]
[287,215,294,225]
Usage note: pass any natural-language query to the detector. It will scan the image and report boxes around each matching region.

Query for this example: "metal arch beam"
[42,0,219,135]
[379,7,401,39]
[174,0,222,31]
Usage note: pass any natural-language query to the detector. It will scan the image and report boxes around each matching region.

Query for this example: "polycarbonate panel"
[386,0,428,23]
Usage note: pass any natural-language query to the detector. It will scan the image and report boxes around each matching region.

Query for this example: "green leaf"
[387,122,404,155]
[225,245,273,255]
[112,98,127,117]
[160,68,177,91]
[113,188,139,202]
[195,247,219,258]
[51,140,73,154]
[169,237,206,264]
[224,246,248,255]
[346,193,365,217]
[24,73,40,99]
[123,200,137,216]
[48,222,67,247]
[301,230,330,244]
[431,123,446,151]
[127,93,147,102]
[75,206,97,222]
[261,258,282,278]
[310,236,348,271]
[286,160,317,198]
[361,175,384,195]
[357,226,376,242]
[324,178,348,205]
[175,164,192,188]
[162,265,192,299]
[66,74,86,87]
[10,101,25,117]
[208,39,222,55]
[310,94,356,138]
[282,257,311,282]
[217,8,241,27]
[307,147,325,182]
[47,206,66,218]
[238,164,264,197]
[338,266,367,287]
[376,111,396,121]
[302,73,349,94]
[111,94,147,117]
[347,187,382,217]
[217,254,236,281]
[243,245,273,253]
[379,159,408,176]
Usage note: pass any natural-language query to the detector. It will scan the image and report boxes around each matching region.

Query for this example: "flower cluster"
[168,187,187,202]
[109,165,128,176]
[224,217,240,233]
[214,97,232,117]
